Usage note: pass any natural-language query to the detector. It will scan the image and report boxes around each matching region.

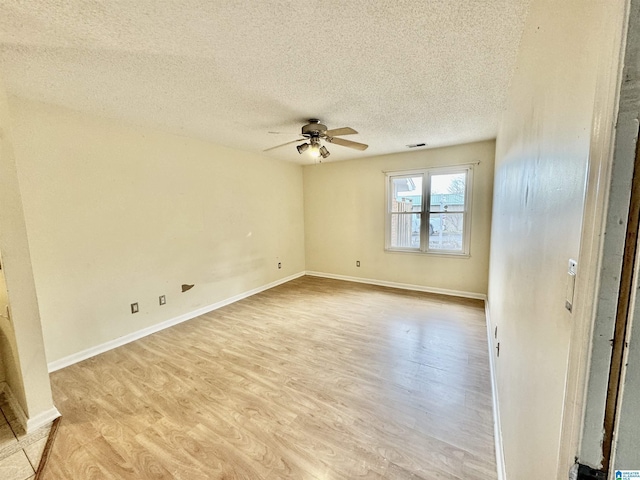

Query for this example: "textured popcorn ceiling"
[0,1,529,163]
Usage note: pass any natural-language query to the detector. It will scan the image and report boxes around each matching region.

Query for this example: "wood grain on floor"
[44,276,497,479]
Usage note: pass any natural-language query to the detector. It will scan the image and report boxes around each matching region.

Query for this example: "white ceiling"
[0,1,530,164]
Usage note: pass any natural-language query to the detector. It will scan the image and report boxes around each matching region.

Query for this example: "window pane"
[390,213,421,248]
[428,213,464,251]
[391,176,422,213]
[429,173,466,213]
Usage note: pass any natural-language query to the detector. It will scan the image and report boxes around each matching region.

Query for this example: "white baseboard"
[305,271,487,300]
[485,300,506,480]
[48,272,305,372]
[26,406,61,433]
[0,382,60,434]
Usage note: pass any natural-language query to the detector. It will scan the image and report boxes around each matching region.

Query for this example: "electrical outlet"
[278,262,282,269]
[159,295,166,306]
[131,302,139,314]
[356,260,360,267]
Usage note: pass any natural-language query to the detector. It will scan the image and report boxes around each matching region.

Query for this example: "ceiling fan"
[264,119,368,159]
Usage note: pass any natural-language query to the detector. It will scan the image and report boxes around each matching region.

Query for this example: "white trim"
[485,300,506,480]
[0,382,60,434]
[47,272,305,372]
[383,248,472,259]
[26,406,61,433]
[305,271,487,300]
[382,161,481,175]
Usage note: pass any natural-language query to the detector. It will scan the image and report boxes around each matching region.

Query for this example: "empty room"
[0,1,639,480]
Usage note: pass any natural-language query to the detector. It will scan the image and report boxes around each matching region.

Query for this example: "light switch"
[566,259,577,312]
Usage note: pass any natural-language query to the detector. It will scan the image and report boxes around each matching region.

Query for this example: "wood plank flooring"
[43,276,497,479]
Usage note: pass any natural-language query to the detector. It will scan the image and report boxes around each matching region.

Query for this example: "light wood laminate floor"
[44,276,497,479]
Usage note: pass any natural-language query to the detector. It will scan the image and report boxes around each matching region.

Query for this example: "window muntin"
[386,166,472,255]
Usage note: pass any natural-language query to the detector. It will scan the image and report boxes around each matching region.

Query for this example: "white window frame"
[385,165,473,256]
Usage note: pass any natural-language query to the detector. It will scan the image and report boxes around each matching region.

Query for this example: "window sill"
[384,248,471,259]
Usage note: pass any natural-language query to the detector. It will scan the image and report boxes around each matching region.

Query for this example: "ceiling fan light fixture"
[319,146,330,159]
[296,142,309,154]
[309,140,321,157]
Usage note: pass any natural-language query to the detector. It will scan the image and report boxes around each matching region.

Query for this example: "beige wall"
[0,80,54,419]
[304,141,494,297]
[0,259,7,317]
[488,0,625,478]
[8,97,306,364]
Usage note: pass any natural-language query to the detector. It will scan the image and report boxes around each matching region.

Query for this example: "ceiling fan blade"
[263,138,304,152]
[323,127,358,137]
[326,136,369,151]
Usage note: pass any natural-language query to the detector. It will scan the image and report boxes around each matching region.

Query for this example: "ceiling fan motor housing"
[302,119,327,137]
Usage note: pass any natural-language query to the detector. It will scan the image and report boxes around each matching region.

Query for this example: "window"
[385,165,473,255]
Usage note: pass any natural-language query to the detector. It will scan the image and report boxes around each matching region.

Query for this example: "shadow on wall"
[0,328,8,384]
[0,257,13,385]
